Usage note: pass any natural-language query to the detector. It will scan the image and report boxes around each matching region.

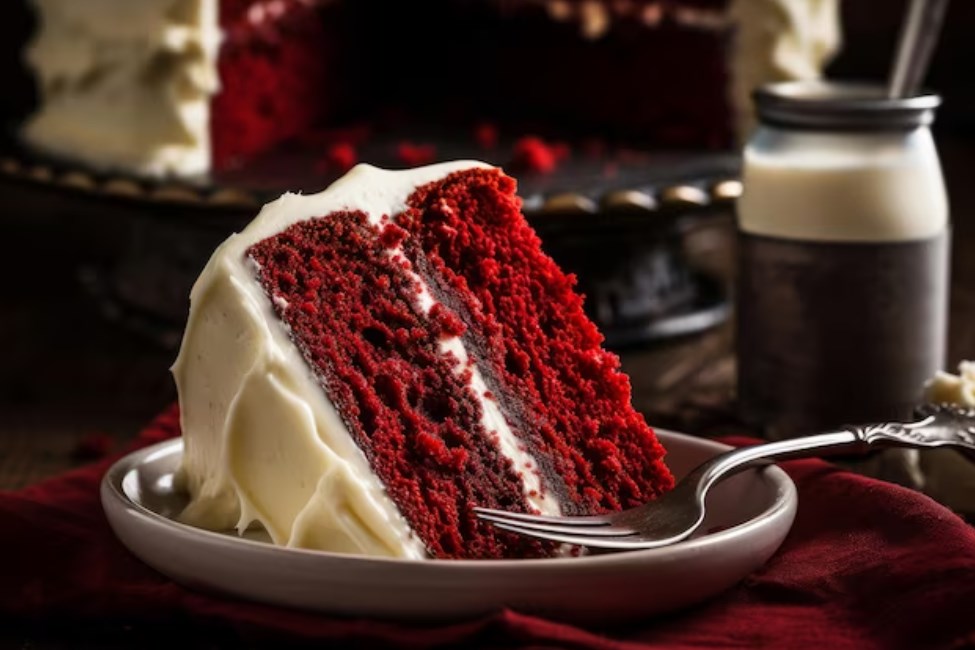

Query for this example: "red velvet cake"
[173,161,673,559]
[211,0,344,170]
[20,0,839,177]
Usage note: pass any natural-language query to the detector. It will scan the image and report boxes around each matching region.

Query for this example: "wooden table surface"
[2,134,975,490]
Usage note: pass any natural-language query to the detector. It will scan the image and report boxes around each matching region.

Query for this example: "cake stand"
[0,131,740,350]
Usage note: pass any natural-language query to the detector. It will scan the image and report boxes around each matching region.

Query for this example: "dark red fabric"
[2,407,975,649]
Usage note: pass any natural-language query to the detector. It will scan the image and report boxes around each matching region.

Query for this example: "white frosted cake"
[21,0,840,177]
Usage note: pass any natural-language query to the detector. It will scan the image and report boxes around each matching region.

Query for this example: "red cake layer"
[401,169,673,513]
[212,1,343,170]
[246,168,673,558]
[209,0,733,172]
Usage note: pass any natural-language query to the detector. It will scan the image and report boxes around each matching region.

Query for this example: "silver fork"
[475,404,975,550]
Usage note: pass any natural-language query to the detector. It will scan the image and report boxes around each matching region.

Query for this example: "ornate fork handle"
[676,404,975,506]
[848,403,975,453]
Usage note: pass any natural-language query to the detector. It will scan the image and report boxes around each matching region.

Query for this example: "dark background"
[1,0,974,488]
[3,1,975,129]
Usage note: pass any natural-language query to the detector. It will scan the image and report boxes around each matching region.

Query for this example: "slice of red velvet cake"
[173,161,672,559]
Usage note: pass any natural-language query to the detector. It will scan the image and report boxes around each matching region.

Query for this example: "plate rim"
[101,429,797,569]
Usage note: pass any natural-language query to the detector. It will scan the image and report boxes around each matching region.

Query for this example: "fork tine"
[490,522,670,549]
[472,506,612,526]
[477,511,637,537]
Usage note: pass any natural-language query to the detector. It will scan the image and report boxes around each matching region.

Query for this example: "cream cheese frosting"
[173,161,561,558]
[22,0,220,176]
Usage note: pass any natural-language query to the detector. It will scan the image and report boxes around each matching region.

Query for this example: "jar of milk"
[737,80,949,439]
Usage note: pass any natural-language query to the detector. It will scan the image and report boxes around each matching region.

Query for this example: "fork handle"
[685,405,975,499]
[683,429,861,501]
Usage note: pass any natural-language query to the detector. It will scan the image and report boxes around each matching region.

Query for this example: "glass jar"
[737,81,949,438]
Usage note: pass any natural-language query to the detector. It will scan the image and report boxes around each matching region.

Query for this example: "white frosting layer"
[728,0,841,139]
[173,161,559,558]
[22,0,220,176]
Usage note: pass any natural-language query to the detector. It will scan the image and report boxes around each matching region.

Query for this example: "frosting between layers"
[173,161,558,558]
[23,0,220,176]
[399,251,563,518]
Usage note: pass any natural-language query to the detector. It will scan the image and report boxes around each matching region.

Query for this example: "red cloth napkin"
[3,406,975,649]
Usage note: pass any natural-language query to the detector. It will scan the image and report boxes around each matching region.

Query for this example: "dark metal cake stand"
[0,133,740,350]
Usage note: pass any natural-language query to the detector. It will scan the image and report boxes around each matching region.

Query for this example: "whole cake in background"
[19,0,839,177]
[173,161,673,559]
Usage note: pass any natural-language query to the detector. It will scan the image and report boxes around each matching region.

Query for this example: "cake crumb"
[508,136,565,174]
[396,142,437,166]
[473,122,499,150]
[317,142,358,174]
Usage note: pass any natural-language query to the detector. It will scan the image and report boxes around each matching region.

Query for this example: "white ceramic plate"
[101,430,796,623]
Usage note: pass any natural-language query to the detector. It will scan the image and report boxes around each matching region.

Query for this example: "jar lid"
[754,81,941,131]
